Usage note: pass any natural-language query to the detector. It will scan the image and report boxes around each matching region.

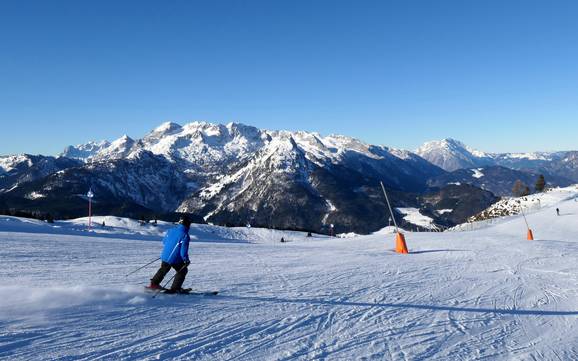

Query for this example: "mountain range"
[416,138,578,180]
[1,123,575,233]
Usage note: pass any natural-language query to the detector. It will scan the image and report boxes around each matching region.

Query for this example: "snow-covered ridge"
[502,152,554,161]
[415,138,492,171]
[416,138,560,164]
[415,138,571,173]
[61,140,111,161]
[60,121,427,167]
[416,138,490,159]
[0,154,33,173]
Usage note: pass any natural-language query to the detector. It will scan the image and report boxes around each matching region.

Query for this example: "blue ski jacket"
[160,224,190,265]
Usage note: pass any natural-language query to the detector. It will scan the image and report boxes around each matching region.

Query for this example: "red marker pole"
[87,188,94,231]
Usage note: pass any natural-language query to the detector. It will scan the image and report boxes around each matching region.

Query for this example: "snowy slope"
[2,192,578,360]
[396,207,439,230]
[469,185,578,222]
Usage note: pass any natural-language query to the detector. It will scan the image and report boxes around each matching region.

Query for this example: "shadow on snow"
[219,295,578,317]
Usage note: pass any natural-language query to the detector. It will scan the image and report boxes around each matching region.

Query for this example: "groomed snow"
[1,193,578,360]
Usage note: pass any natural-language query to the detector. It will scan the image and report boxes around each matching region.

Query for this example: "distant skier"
[148,216,191,293]
[556,208,560,216]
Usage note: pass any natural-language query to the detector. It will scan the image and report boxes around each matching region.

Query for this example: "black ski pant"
[151,261,188,290]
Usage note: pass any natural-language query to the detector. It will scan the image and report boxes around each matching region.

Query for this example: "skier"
[148,216,191,293]
[556,208,560,216]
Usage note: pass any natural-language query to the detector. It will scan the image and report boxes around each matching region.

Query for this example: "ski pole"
[125,257,160,277]
[132,238,181,278]
[152,263,189,299]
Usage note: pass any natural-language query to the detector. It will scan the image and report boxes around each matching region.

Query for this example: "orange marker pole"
[520,206,533,240]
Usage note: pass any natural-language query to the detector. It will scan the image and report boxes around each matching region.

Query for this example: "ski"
[144,285,168,292]
[144,286,218,296]
[170,288,218,296]
[185,290,219,296]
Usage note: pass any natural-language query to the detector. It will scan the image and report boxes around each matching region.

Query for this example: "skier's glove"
[184,260,191,267]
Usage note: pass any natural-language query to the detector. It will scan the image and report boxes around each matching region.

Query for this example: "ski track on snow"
[1,194,578,360]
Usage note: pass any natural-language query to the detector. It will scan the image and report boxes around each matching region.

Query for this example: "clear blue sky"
[1,0,578,155]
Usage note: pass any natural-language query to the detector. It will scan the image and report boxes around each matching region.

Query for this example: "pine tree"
[512,180,529,197]
[512,180,522,196]
[535,174,546,192]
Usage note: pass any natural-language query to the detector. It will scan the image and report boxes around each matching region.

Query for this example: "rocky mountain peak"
[416,138,490,171]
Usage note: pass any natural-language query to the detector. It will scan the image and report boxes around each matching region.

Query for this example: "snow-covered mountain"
[415,138,558,172]
[62,122,441,191]
[416,138,578,182]
[415,138,494,171]
[0,150,190,219]
[0,154,81,193]
[61,140,111,161]
[0,154,32,174]
[2,122,451,233]
[539,151,578,182]
[6,124,576,232]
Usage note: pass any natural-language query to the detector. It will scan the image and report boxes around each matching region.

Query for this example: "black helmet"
[179,214,192,228]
